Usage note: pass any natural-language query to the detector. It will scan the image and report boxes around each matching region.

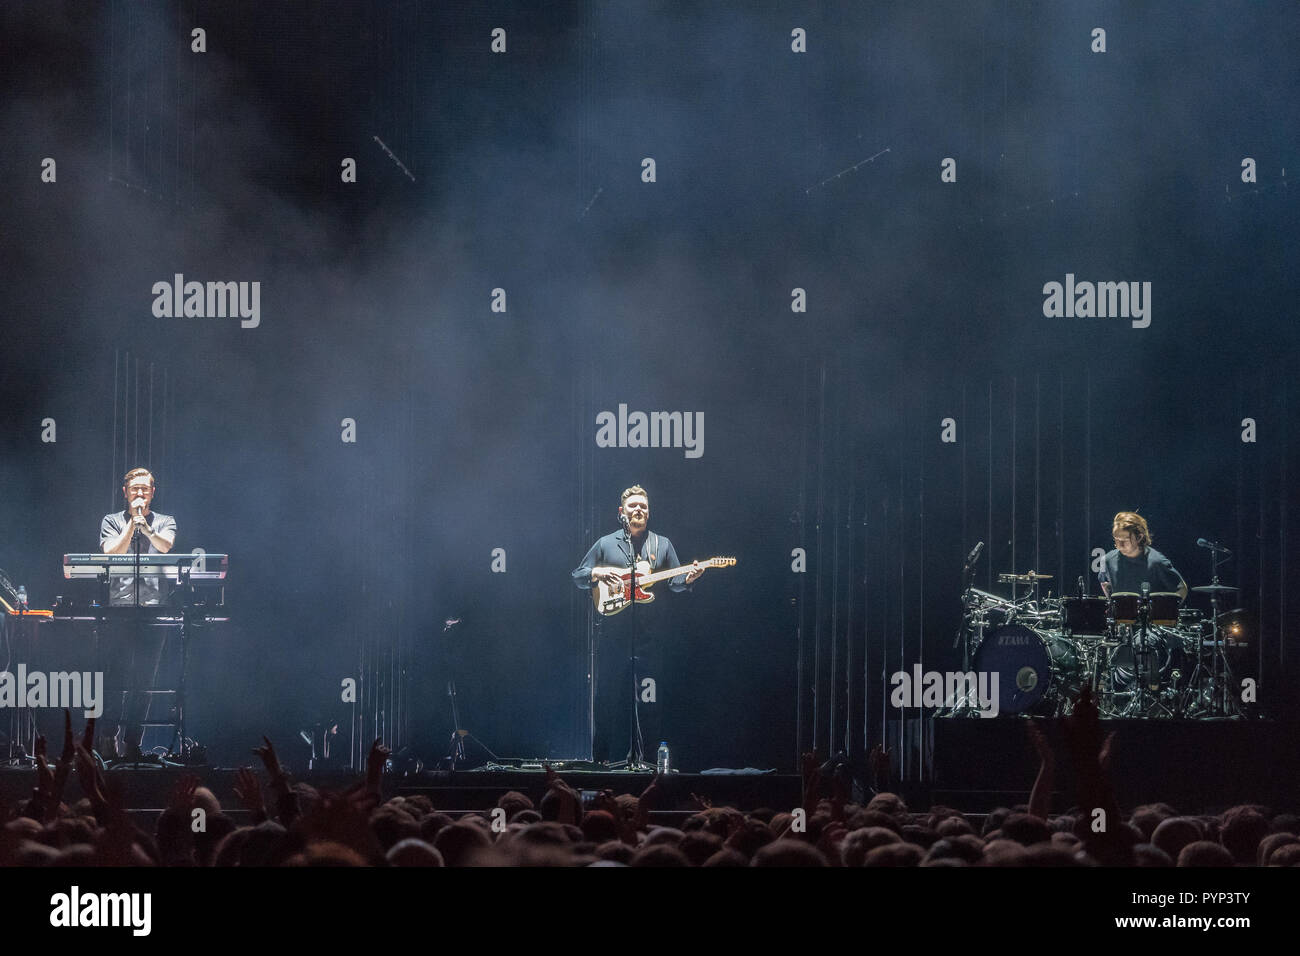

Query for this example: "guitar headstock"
[707,556,737,568]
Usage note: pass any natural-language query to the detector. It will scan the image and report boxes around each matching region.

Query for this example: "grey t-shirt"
[99,510,178,605]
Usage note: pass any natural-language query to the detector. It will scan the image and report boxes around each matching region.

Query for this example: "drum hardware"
[944,549,1254,721]
[1182,552,1241,717]
[998,570,1053,618]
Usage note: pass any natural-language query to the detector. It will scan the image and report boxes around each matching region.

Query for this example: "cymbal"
[998,571,1053,582]
[1191,584,1238,593]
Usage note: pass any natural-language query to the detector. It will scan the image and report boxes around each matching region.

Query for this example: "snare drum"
[1110,592,1141,624]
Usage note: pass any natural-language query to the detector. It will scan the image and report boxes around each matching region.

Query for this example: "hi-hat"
[1191,584,1238,594]
[998,571,1053,582]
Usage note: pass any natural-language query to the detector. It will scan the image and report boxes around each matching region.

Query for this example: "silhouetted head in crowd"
[496,791,534,820]
[864,843,924,867]
[841,826,901,867]
[1133,844,1173,867]
[433,821,492,866]
[284,840,368,867]
[1177,841,1234,867]
[1000,813,1052,847]
[419,812,454,844]
[1151,817,1204,860]
[1257,832,1300,866]
[595,841,633,864]
[1018,844,1086,867]
[644,827,684,847]
[678,831,722,866]
[369,805,420,850]
[1130,803,1177,840]
[386,838,444,867]
[752,841,828,866]
[866,793,907,818]
[725,819,774,858]
[1266,843,1300,867]
[629,844,690,867]
[986,808,1019,837]
[239,820,290,867]
[1220,807,1270,865]
[702,848,748,867]
[195,812,237,867]
[581,810,620,844]
[936,816,974,838]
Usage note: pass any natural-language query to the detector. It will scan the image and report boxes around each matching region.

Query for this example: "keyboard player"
[98,467,177,759]
[99,467,176,606]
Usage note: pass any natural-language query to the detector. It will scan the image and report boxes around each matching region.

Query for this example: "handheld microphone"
[131,496,147,517]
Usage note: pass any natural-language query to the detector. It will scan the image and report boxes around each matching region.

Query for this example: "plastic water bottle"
[16,586,27,611]
[656,741,670,774]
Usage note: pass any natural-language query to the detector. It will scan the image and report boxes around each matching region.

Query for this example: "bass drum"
[1109,628,1190,693]
[972,624,1083,715]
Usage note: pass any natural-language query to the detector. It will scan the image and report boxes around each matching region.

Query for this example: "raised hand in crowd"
[365,737,391,798]
[232,766,268,823]
[544,763,582,826]
[1026,720,1055,822]
[253,735,299,825]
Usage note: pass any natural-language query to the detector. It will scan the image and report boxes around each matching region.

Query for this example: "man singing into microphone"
[572,485,702,767]
[100,467,177,605]
[98,467,177,759]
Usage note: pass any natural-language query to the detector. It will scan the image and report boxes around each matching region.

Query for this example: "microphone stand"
[132,507,143,609]
[949,545,981,716]
[624,523,646,770]
[1135,582,1150,716]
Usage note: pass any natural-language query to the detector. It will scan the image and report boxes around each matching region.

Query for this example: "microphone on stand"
[962,541,984,574]
[1077,576,1085,599]
[1197,537,1232,555]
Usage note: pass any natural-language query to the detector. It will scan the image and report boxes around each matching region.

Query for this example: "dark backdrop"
[1,1,1295,774]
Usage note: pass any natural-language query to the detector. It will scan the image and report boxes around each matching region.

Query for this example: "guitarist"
[572,485,703,766]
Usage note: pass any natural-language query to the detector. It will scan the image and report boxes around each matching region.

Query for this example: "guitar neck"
[632,564,696,588]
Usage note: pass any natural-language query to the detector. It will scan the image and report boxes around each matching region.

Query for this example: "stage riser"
[932,718,1289,813]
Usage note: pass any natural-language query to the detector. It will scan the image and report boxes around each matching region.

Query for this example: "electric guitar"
[592,556,736,616]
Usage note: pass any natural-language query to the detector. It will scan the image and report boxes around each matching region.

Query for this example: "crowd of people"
[2,692,1295,866]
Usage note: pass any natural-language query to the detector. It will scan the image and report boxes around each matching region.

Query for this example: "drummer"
[1097,511,1188,600]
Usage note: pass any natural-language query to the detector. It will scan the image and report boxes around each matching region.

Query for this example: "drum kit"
[947,570,1247,720]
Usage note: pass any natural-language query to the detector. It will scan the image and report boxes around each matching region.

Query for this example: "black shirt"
[1098,546,1185,596]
